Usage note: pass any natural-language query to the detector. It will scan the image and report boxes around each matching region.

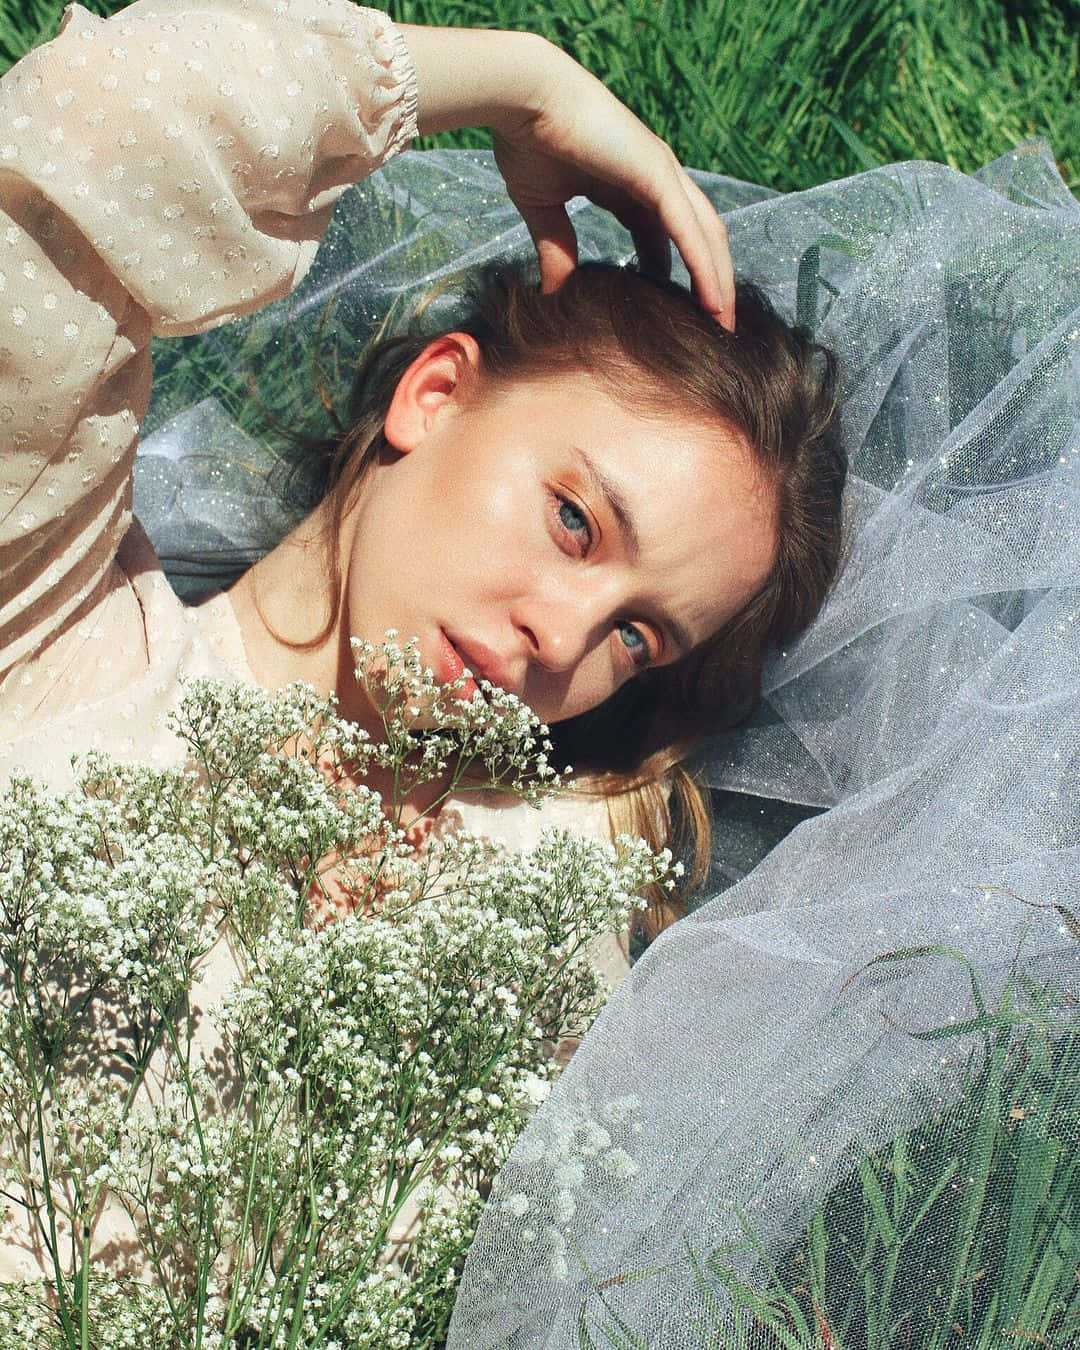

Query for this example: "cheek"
[444,472,541,574]
[528,646,632,724]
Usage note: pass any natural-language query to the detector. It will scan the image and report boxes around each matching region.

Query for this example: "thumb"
[517,202,579,292]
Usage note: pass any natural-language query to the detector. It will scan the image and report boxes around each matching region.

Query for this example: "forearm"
[399,19,736,325]
[398,24,574,138]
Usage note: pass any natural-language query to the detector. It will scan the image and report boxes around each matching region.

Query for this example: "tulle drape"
[138,145,1079,1346]
[449,146,1079,1346]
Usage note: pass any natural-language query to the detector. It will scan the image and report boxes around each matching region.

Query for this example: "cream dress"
[0,0,626,1282]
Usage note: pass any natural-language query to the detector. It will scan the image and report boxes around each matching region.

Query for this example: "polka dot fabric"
[0,0,417,783]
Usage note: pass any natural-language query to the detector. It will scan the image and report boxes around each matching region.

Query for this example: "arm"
[0,0,417,674]
[0,2,732,677]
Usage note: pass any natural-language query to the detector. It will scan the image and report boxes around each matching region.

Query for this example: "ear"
[382,332,482,453]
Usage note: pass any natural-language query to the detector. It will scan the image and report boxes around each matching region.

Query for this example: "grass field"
[2,0,1076,192]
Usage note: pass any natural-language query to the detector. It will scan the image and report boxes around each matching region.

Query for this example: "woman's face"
[340,340,778,727]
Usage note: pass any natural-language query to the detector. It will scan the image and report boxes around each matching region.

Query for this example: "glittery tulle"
[137,144,1079,1346]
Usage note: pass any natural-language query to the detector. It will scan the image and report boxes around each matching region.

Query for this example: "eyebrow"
[569,445,696,659]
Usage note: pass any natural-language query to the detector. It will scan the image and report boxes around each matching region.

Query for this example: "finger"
[517,202,580,293]
[681,175,735,330]
[634,156,733,329]
[663,177,729,325]
[619,203,672,282]
[604,160,734,329]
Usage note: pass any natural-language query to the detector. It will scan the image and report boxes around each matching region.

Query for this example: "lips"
[440,631,516,700]
[438,630,480,701]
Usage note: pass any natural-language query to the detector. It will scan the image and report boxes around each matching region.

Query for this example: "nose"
[512,594,596,675]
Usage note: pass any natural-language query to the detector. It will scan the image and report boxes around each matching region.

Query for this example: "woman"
[0,0,842,875]
[0,0,843,1288]
[4,4,1074,1337]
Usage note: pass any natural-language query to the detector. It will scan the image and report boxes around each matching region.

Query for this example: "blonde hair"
[291,264,845,932]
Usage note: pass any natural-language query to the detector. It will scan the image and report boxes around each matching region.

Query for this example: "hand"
[492,52,734,329]
[400,27,734,329]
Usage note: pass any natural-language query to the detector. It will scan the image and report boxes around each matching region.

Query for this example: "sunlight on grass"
[576,945,1080,1349]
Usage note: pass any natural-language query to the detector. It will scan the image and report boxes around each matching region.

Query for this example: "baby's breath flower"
[0,639,669,1341]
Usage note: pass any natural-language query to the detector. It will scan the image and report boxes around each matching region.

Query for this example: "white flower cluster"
[351,633,566,808]
[0,643,676,1346]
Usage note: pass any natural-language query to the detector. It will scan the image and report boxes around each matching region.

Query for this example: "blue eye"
[558,497,590,540]
[554,494,592,558]
[618,622,650,665]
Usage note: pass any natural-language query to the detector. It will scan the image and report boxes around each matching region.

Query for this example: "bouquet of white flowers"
[0,638,674,1349]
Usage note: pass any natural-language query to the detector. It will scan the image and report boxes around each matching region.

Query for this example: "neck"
[228,499,370,726]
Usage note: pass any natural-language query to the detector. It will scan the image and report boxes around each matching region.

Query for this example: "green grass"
[0,0,119,72]
[396,0,1079,193]
[2,0,1076,191]
[754,1012,1078,1346]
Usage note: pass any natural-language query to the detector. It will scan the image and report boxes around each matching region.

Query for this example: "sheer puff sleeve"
[0,0,417,675]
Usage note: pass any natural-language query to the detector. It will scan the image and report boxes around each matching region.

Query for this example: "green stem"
[221,1071,273,1339]
[10,962,78,1346]
[159,1006,217,1350]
